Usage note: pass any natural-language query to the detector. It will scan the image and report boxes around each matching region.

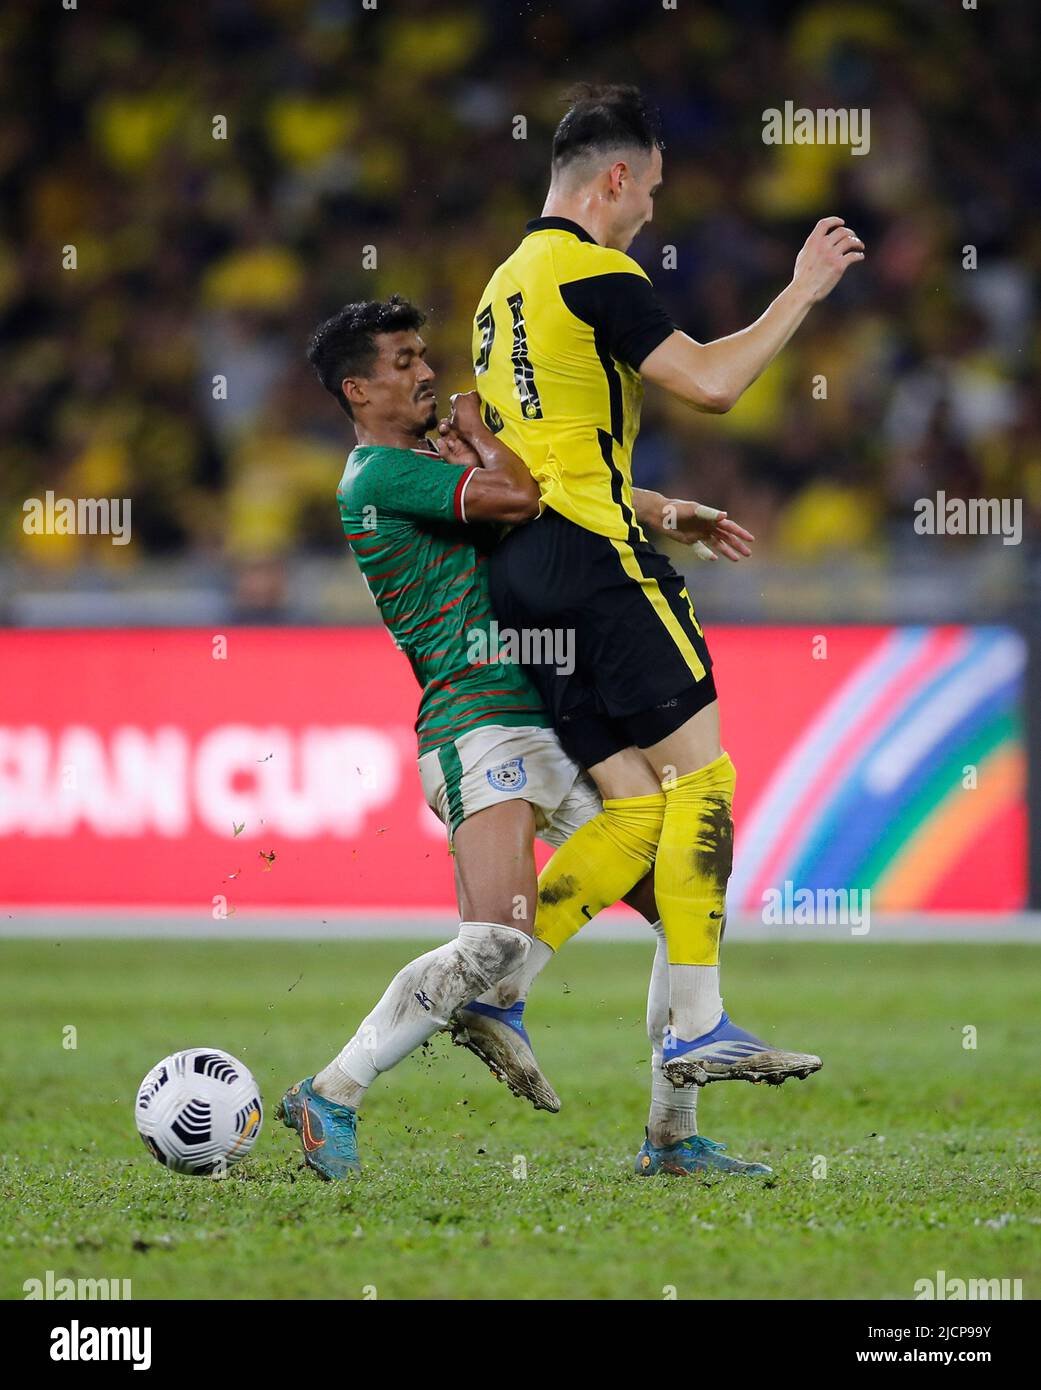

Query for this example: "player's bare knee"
[463,895,532,935]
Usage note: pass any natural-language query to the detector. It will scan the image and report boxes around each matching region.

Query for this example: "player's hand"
[435,418,481,467]
[792,216,865,303]
[448,389,486,442]
[663,501,755,562]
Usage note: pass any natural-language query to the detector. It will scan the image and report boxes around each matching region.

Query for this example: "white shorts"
[418,723,602,847]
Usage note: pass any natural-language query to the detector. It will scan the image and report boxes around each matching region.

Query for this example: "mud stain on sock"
[692,796,733,902]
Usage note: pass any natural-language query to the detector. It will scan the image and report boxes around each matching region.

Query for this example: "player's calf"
[300,922,531,1142]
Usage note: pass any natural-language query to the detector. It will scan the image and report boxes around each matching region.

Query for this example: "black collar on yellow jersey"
[524,215,597,243]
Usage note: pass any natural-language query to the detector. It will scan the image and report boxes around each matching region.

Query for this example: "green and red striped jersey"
[338,443,549,756]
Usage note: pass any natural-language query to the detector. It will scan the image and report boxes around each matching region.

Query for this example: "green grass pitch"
[2,938,1039,1300]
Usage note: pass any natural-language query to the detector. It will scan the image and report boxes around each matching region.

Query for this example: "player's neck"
[353,422,431,452]
[540,189,607,246]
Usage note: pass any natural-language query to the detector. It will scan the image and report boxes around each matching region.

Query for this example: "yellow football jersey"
[472,217,675,542]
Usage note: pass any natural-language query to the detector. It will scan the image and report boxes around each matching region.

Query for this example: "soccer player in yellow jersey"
[474,84,866,1152]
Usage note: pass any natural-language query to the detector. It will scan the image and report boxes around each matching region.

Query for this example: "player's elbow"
[658,369,735,414]
[693,382,737,414]
[646,340,738,414]
[501,472,541,522]
[499,488,541,523]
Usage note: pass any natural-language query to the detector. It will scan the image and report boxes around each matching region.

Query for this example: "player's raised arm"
[439,389,541,524]
[641,217,866,414]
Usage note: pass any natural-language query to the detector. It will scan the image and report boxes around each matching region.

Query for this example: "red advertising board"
[0,626,1027,911]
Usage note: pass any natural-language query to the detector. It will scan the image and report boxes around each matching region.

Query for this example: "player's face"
[611,145,663,253]
[353,331,437,434]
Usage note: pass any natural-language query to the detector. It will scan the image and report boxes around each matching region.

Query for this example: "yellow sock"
[535,792,665,952]
[654,752,736,967]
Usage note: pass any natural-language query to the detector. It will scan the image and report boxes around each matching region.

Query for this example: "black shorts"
[488,507,717,769]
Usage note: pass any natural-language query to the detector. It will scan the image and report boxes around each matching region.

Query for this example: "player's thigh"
[538,766,601,849]
[493,510,717,748]
[585,744,661,800]
[579,529,715,721]
[639,699,722,781]
[453,799,537,930]
[418,724,581,927]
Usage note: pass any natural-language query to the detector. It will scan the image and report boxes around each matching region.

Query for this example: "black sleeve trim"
[560,272,675,370]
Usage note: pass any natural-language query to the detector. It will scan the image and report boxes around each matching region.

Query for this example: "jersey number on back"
[474,295,544,425]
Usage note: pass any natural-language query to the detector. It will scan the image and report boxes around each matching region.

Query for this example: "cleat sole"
[663,1050,823,1089]
[450,1017,561,1113]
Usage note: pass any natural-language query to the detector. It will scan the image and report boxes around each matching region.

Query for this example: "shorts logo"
[486,757,527,792]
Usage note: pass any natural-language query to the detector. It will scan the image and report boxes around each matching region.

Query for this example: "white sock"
[667,963,723,1042]
[313,922,530,1107]
[645,921,698,1146]
[475,937,554,1008]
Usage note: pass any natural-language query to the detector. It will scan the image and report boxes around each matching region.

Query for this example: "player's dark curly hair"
[306,295,426,419]
[551,83,663,172]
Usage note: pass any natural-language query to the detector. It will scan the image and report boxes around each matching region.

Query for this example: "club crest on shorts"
[486,757,527,792]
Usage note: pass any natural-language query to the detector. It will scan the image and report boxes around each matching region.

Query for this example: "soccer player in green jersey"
[278,295,770,1180]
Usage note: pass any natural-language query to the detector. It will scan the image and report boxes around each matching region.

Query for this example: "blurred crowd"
[2,0,1038,611]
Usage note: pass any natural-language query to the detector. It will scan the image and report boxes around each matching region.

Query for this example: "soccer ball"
[135,1047,263,1176]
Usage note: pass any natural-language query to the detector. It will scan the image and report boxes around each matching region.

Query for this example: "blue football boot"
[662,1011,822,1087]
[635,1130,773,1177]
[276,1077,360,1180]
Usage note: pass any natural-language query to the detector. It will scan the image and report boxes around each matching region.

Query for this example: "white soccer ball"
[135,1047,263,1176]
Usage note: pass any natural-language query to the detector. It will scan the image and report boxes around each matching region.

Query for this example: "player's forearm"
[700,279,816,406]
[631,488,670,534]
[466,429,531,485]
[457,427,540,522]
[645,279,815,414]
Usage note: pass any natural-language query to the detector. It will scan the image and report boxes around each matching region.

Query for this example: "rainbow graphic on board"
[730,626,1027,912]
